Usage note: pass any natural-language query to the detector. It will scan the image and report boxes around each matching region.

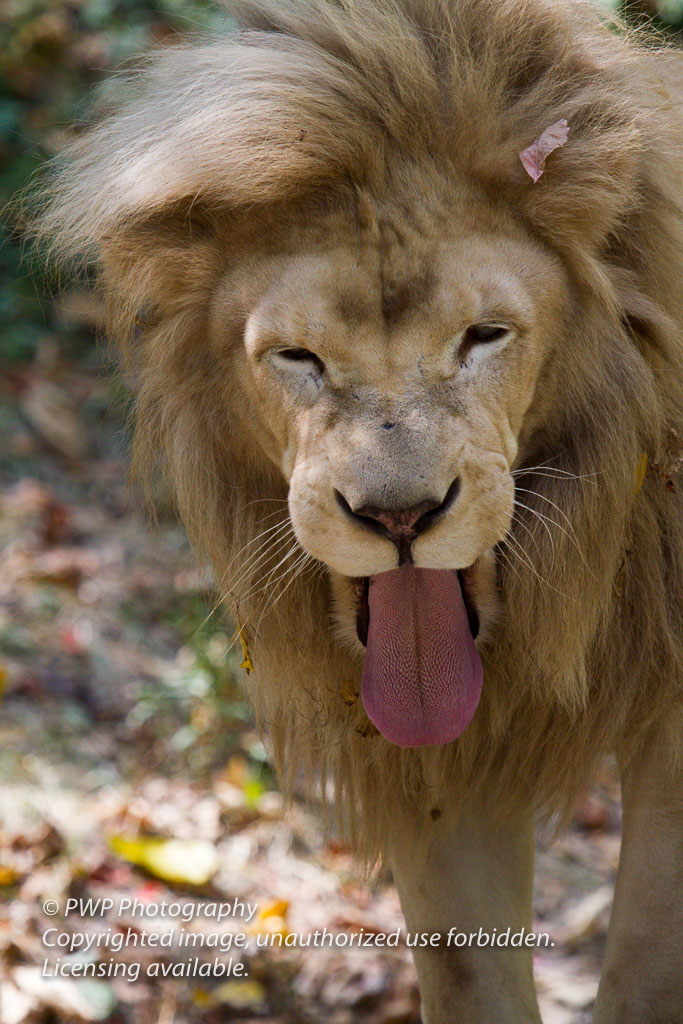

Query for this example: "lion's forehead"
[248,229,545,363]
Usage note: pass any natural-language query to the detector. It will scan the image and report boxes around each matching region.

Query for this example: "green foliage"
[606,0,683,29]
[0,0,229,367]
[659,0,683,26]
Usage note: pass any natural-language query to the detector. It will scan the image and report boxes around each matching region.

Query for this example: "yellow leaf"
[211,980,267,1008]
[108,835,217,885]
[224,753,247,789]
[340,680,358,706]
[0,665,8,702]
[259,914,288,937]
[251,898,290,937]
[634,452,648,495]
[259,898,289,921]
[0,865,19,886]
[237,625,254,675]
[192,988,211,1007]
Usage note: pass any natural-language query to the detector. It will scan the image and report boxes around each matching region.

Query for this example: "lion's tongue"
[361,566,483,747]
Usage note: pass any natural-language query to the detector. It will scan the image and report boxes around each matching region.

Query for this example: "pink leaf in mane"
[519,118,570,182]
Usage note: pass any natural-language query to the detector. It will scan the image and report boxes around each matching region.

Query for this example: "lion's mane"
[33,0,682,856]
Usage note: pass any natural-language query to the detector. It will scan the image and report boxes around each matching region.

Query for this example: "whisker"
[243,544,309,603]
[208,514,293,601]
[504,527,544,579]
[513,486,593,575]
[233,531,299,600]
[260,550,313,608]
[509,506,544,561]
[226,515,294,575]
[513,498,557,563]
[248,554,314,645]
[513,495,592,574]
[229,522,295,587]
[237,497,289,513]
[237,527,299,583]
[517,486,575,532]
[254,552,319,639]
[199,522,296,637]
[492,506,560,595]
[492,510,541,588]
[504,527,567,598]
[511,460,599,483]
[495,543,524,587]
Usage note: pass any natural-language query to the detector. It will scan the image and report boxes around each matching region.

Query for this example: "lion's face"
[211,198,569,745]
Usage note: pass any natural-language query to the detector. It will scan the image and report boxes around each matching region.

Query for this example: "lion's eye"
[464,324,509,344]
[278,346,317,361]
[272,346,325,377]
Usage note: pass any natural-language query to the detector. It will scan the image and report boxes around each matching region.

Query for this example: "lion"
[32,0,683,1020]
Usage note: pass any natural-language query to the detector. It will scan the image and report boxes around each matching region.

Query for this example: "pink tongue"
[361,566,483,747]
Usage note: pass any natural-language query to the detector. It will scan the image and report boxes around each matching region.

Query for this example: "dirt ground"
[0,346,622,1023]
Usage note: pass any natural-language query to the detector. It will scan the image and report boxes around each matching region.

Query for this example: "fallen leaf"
[18,548,101,588]
[20,378,88,461]
[12,968,116,1021]
[0,981,37,1024]
[108,835,217,886]
[238,626,254,674]
[136,880,164,901]
[259,899,289,922]
[559,885,613,950]
[535,959,599,1010]
[192,987,212,1007]
[223,754,248,789]
[0,865,19,886]
[39,499,71,547]
[320,958,388,1008]
[380,995,421,1024]
[251,899,290,938]
[340,680,359,706]
[634,452,648,495]
[519,118,569,182]
[210,979,267,1009]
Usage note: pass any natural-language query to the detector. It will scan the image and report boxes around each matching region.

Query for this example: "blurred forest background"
[0,2,681,1023]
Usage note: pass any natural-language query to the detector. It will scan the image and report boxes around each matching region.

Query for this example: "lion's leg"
[388,801,542,1024]
[593,732,683,1024]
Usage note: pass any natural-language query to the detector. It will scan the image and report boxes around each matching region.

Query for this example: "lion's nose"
[334,478,460,564]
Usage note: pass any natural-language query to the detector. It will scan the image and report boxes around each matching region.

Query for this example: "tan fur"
[29,0,682,866]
